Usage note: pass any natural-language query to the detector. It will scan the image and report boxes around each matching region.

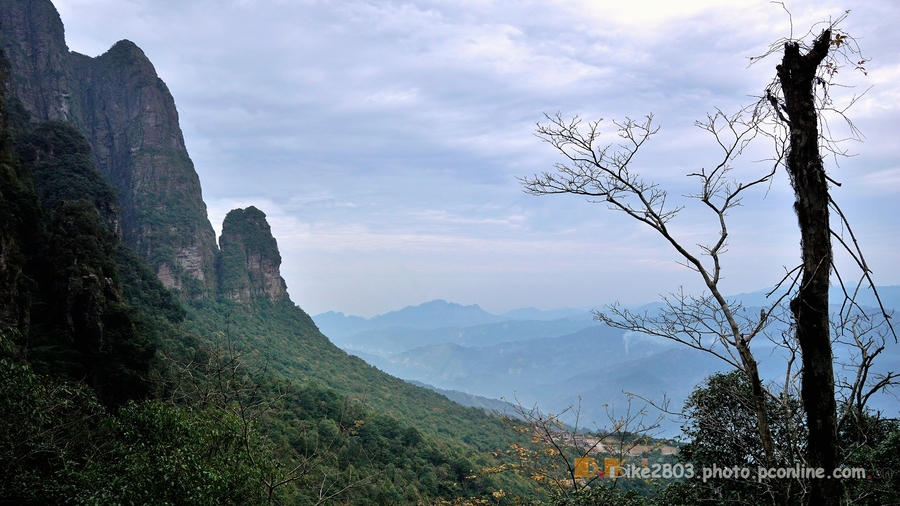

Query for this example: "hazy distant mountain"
[322,287,900,434]
[356,328,729,435]
[722,285,899,312]
[314,299,502,338]
[499,307,594,321]
[313,299,593,339]
[540,347,728,433]
[375,299,509,328]
[406,380,516,414]
[332,318,600,356]
[459,326,658,379]
[355,325,676,399]
[311,311,371,339]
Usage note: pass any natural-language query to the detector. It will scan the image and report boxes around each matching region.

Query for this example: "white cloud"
[51,0,900,316]
[861,167,900,191]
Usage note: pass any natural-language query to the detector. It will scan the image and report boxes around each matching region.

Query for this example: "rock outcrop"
[0,0,218,297]
[217,207,288,303]
[0,50,36,331]
[0,84,158,404]
[0,0,69,123]
[0,0,299,306]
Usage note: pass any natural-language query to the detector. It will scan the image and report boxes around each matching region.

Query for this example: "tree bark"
[777,29,841,506]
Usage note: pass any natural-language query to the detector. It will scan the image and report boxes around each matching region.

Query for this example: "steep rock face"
[218,207,288,303]
[0,0,69,123]
[0,0,218,297]
[66,41,218,296]
[0,102,158,404]
[0,54,38,332]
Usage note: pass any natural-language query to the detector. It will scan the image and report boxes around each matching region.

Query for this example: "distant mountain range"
[314,299,593,340]
[313,288,900,435]
[0,3,541,501]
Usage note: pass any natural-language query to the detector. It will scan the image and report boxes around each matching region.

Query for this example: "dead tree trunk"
[777,29,840,506]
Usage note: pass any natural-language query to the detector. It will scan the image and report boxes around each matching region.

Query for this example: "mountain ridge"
[314,298,594,339]
[0,0,219,297]
[0,0,535,478]
[319,290,900,433]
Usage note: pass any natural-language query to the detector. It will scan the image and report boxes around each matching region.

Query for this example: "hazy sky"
[52,0,899,317]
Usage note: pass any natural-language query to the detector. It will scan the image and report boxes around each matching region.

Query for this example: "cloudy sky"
[53,0,899,317]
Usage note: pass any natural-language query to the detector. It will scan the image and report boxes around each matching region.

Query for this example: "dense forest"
[0,54,535,504]
[3,67,898,506]
[1,1,899,504]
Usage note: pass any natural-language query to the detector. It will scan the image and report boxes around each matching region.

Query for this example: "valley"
[1,1,898,504]
[315,291,900,435]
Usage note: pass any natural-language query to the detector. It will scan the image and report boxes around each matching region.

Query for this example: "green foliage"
[83,401,281,506]
[0,50,533,504]
[546,485,651,506]
[0,55,43,331]
[217,206,284,299]
[510,372,898,506]
[220,206,282,263]
[180,297,537,503]
[162,326,528,504]
[115,243,188,383]
[16,121,119,229]
[0,331,286,505]
[185,297,524,450]
[666,371,900,505]
[669,371,805,505]
[679,371,806,471]
[5,120,159,406]
[0,80,191,406]
[0,330,107,504]
[840,415,900,505]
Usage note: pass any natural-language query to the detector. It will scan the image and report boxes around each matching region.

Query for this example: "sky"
[51,0,900,317]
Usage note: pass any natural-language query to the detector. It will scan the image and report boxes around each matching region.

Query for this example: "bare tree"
[521,105,783,468]
[756,13,895,505]
[833,315,898,444]
[491,396,662,497]
[163,331,373,505]
[520,14,895,506]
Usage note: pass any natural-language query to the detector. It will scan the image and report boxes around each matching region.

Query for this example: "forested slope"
[0,30,533,504]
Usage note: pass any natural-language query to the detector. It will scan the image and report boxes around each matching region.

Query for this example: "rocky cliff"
[0,0,218,297]
[0,62,159,404]
[0,50,36,331]
[0,0,299,307]
[218,206,288,303]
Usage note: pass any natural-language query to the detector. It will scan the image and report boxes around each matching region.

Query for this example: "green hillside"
[184,297,518,448]
[4,2,900,504]
[0,54,534,503]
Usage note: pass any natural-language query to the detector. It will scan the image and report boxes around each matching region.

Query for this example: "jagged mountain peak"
[105,38,141,53]
[217,206,288,303]
[1,0,219,298]
[380,299,500,327]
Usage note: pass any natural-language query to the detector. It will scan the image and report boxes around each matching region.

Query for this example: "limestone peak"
[217,206,288,303]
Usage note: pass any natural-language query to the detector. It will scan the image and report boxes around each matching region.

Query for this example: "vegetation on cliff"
[218,206,288,303]
[0,42,534,504]
[0,0,220,297]
[4,2,895,504]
